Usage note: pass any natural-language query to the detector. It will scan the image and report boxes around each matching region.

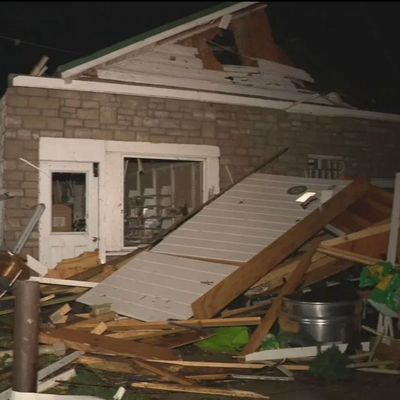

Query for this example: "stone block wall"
[2,85,400,257]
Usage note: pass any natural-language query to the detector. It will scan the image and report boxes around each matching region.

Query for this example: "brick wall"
[3,86,400,256]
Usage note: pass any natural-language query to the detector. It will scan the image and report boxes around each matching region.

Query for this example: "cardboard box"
[52,204,73,232]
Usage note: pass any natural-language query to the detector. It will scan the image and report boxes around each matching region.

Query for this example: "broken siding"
[78,251,237,321]
[152,173,350,263]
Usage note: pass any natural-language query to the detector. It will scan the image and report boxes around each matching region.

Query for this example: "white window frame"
[40,138,220,259]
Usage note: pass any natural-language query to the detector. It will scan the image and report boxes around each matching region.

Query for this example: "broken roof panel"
[152,173,350,263]
[78,251,237,321]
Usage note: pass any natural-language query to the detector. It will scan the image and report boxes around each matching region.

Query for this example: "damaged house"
[0,1,400,269]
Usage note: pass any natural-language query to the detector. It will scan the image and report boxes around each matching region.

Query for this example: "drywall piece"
[153,173,350,263]
[245,342,370,362]
[78,251,237,321]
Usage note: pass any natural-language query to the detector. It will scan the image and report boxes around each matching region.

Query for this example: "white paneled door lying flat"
[78,251,237,321]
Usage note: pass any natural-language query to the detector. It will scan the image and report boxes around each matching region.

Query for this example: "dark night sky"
[1,2,400,113]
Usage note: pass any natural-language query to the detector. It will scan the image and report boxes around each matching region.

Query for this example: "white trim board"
[245,342,370,362]
[11,75,400,122]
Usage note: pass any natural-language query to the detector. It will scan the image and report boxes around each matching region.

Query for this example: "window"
[123,158,202,246]
[306,154,344,179]
[51,172,86,232]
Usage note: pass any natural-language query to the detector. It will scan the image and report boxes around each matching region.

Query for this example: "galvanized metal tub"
[279,295,362,344]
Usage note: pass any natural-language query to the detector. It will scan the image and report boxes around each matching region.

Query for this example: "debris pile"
[0,172,399,399]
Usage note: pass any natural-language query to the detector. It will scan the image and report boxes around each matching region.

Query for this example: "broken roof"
[56,2,265,79]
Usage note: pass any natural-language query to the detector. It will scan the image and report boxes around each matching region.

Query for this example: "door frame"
[38,161,99,267]
[39,138,220,259]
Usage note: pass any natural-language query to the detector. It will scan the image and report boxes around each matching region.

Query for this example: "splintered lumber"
[78,355,139,374]
[72,317,261,331]
[141,330,214,349]
[39,328,179,360]
[107,328,185,340]
[132,359,193,386]
[46,251,100,279]
[191,178,368,319]
[131,382,269,399]
[321,221,393,259]
[66,311,117,329]
[90,322,108,335]
[316,245,383,265]
[49,303,71,324]
[242,238,319,355]
[221,301,272,318]
[146,360,271,370]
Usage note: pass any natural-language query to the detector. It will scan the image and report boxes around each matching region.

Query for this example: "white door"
[39,161,99,268]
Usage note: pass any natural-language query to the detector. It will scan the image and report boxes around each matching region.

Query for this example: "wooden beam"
[242,238,319,354]
[130,382,269,399]
[72,317,261,331]
[39,328,178,361]
[146,360,271,369]
[191,178,369,319]
[321,223,390,247]
[387,172,400,265]
[316,245,383,265]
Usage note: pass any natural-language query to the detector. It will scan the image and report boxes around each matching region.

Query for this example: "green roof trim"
[56,2,238,76]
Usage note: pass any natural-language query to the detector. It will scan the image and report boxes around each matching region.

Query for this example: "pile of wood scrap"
[2,174,400,398]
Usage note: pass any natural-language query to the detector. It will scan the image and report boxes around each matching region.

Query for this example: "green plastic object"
[195,327,249,353]
[359,262,400,314]
[260,333,281,350]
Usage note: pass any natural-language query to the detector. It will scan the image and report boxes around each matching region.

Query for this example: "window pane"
[124,158,202,247]
[52,173,86,232]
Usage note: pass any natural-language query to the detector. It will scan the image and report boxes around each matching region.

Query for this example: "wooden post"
[387,172,400,265]
[12,281,40,392]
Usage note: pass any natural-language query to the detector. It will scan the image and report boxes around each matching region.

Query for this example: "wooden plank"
[147,360,271,370]
[321,223,390,247]
[191,178,369,319]
[78,355,139,374]
[49,303,71,325]
[72,317,261,331]
[316,245,383,265]
[245,342,370,362]
[130,382,268,399]
[242,238,319,354]
[90,322,108,335]
[132,359,193,386]
[29,276,98,288]
[66,311,117,329]
[387,172,400,265]
[39,328,179,360]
